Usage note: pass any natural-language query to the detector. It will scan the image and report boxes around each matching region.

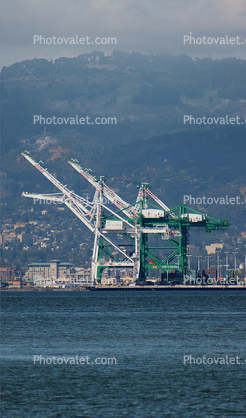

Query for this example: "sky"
[1,0,246,69]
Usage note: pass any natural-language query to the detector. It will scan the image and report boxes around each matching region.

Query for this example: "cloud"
[1,0,246,68]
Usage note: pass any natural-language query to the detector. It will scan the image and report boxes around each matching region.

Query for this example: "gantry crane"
[21,151,230,283]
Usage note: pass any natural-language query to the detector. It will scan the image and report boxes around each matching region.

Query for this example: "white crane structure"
[21,150,182,283]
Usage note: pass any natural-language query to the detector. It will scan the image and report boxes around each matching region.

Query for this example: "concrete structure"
[101,277,118,285]
[119,276,135,285]
[205,243,224,255]
[23,260,92,286]
[0,267,22,282]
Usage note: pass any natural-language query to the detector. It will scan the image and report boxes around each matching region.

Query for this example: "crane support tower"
[21,151,230,283]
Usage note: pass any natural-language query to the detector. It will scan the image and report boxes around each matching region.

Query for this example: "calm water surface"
[1,291,246,417]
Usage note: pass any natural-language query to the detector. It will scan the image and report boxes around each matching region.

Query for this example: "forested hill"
[1,51,246,237]
[2,51,246,148]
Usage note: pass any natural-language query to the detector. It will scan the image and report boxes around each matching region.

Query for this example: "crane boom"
[146,189,177,219]
[68,159,138,218]
[133,188,143,213]
[21,151,95,231]
[21,151,93,212]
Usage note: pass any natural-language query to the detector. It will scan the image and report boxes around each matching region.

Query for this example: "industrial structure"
[21,151,230,284]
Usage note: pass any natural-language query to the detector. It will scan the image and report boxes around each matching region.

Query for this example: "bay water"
[1,290,246,417]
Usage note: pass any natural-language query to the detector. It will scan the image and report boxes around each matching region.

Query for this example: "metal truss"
[21,151,230,283]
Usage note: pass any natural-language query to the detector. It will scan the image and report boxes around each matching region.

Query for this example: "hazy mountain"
[1,51,246,266]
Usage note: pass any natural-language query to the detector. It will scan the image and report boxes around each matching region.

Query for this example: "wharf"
[1,285,246,291]
[89,285,246,291]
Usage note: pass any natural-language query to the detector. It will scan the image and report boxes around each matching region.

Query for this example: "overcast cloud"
[1,0,246,68]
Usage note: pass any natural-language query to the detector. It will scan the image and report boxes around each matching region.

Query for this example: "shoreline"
[1,285,246,292]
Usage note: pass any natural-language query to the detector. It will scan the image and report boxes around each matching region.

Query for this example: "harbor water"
[1,290,246,417]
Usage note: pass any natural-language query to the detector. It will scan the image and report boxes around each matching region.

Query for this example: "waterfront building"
[23,260,92,286]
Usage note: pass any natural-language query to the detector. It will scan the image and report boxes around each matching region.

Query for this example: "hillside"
[1,51,246,268]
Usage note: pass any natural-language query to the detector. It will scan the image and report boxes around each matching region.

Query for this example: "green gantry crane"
[21,151,230,283]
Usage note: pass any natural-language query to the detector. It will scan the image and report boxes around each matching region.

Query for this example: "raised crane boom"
[21,151,95,232]
[146,189,178,219]
[68,159,139,218]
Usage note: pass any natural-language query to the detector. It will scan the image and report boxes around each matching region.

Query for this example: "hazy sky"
[1,0,246,68]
